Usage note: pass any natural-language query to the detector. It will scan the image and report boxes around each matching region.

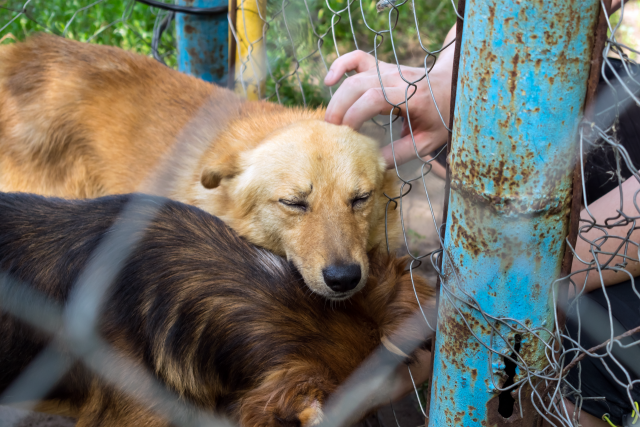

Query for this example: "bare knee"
[563,398,609,427]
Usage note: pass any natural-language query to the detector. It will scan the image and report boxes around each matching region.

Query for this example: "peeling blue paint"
[176,0,229,84]
[428,0,600,425]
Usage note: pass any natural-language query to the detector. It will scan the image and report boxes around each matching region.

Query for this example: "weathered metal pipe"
[428,1,601,425]
[176,0,229,84]
[232,0,266,100]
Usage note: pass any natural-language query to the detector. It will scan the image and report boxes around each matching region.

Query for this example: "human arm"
[324,0,630,170]
[569,177,640,296]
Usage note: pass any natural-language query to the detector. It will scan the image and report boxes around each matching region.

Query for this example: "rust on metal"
[425,0,467,421]
[428,0,602,425]
[227,0,238,89]
[176,0,229,83]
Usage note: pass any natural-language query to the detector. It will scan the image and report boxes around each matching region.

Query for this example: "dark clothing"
[583,57,640,205]
[565,57,640,425]
[565,279,640,425]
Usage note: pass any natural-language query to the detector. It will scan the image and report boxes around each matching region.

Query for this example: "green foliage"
[607,4,639,61]
[0,0,455,106]
[262,0,456,106]
[0,0,177,67]
[264,53,331,107]
[415,379,430,413]
[315,0,456,59]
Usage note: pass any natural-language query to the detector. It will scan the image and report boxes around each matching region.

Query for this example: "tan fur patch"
[298,401,323,426]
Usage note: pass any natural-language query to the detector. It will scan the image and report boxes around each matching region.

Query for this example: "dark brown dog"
[0,193,434,427]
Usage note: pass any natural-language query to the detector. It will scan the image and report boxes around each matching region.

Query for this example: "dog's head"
[196,120,398,300]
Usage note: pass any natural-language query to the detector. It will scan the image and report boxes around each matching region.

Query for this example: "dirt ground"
[393,158,446,285]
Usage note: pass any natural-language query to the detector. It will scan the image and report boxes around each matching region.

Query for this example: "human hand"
[324,26,456,169]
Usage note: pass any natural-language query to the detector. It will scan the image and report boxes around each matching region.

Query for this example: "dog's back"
[0,34,219,197]
[0,34,299,199]
[0,193,434,426]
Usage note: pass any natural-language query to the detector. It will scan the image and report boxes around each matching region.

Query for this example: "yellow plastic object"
[603,413,618,427]
[230,0,266,100]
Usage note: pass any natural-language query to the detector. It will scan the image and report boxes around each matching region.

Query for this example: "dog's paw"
[275,399,323,427]
[238,363,334,427]
[297,399,324,426]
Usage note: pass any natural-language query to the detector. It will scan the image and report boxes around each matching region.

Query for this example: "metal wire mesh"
[233,0,639,421]
[544,5,640,424]
[230,0,456,292]
[229,0,640,424]
[0,2,447,426]
[232,0,456,105]
[0,0,177,65]
[1,0,639,426]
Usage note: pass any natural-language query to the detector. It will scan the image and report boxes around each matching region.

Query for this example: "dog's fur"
[0,34,401,300]
[0,193,434,427]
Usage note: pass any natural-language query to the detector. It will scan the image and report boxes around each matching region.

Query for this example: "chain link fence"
[231,0,640,423]
[1,0,639,426]
[549,5,640,424]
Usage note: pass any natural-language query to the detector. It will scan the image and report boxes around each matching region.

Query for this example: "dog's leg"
[237,361,337,427]
[75,383,170,427]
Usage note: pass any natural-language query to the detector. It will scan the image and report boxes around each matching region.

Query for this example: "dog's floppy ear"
[200,167,224,189]
[200,153,240,189]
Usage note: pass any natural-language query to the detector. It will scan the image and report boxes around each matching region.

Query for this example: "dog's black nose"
[322,264,361,293]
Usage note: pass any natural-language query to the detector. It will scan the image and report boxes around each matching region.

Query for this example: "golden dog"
[0,34,400,300]
[0,192,434,427]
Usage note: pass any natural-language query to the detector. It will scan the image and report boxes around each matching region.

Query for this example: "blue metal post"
[428,1,601,425]
[176,0,229,84]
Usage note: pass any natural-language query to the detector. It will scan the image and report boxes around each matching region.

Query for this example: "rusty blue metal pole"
[176,0,229,84]
[428,1,601,425]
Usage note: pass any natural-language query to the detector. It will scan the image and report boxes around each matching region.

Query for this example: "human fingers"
[325,72,382,125]
[341,87,411,131]
[325,64,423,125]
[324,50,377,86]
[381,131,448,169]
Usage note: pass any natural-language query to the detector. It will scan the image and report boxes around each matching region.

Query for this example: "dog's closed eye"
[279,198,308,212]
[351,192,372,209]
